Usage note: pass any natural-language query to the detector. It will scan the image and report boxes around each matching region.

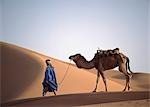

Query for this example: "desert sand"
[1,42,150,107]
[2,91,149,107]
[80,99,150,107]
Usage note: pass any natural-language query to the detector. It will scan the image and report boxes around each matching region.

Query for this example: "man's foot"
[42,91,45,96]
[53,91,56,95]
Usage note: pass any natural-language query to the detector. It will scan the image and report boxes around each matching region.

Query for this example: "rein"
[58,60,71,85]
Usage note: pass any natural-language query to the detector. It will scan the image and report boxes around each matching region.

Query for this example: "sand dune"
[1,42,150,106]
[1,42,45,103]
[1,42,125,103]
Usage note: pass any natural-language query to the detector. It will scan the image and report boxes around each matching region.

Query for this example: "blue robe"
[43,65,58,92]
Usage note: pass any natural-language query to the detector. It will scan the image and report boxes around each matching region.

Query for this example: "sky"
[0,0,149,72]
[148,0,150,72]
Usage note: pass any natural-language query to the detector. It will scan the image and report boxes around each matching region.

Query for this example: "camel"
[69,49,132,92]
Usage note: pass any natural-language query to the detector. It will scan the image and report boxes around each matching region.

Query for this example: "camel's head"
[69,54,82,62]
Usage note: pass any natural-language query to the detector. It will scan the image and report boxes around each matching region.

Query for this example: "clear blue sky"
[0,0,149,72]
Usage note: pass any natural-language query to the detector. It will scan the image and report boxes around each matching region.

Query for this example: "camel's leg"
[123,74,130,91]
[121,56,132,90]
[93,71,100,92]
[100,72,107,92]
[123,68,131,91]
[119,65,130,91]
[127,73,132,90]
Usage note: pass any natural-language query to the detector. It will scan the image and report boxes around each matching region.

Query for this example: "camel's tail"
[126,57,133,74]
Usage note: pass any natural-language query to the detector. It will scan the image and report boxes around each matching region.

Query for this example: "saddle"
[97,48,120,57]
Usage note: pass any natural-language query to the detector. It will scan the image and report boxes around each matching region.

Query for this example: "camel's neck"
[75,56,95,69]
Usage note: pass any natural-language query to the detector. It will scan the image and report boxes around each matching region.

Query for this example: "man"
[42,59,58,96]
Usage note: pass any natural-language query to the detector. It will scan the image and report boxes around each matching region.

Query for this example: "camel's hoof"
[93,90,96,92]
[128,88,132,91]
[122,89,126,92]
[128,87,130,91]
